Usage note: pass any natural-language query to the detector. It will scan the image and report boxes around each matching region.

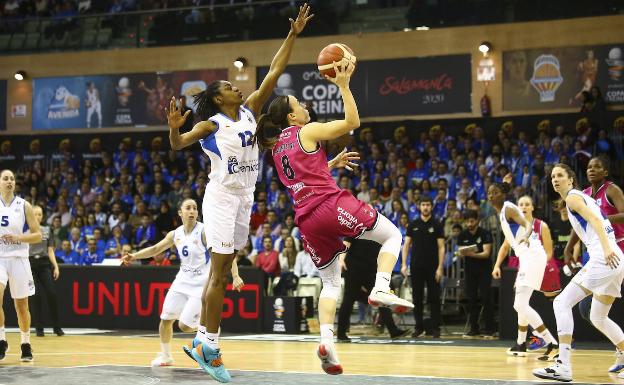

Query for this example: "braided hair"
[193,81,223,121]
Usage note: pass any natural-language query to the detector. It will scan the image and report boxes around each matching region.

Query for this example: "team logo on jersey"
[227,156,239,174]
[597,198,602,205]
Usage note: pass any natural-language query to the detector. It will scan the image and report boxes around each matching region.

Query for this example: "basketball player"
[253,61,413,375]
[164,5,313,382]
[86,82,102,128]
[122,198,244,367]
[533,164,624,382]
[491,188,558,360]
[0,169,42,362]
[562,156,624,376]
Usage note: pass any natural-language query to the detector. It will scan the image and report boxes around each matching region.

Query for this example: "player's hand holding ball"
[317,43,356,84]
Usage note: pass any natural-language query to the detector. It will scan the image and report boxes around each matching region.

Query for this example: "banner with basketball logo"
[32,69,227,130]
[257,54,472,119]
[503,44,624,110]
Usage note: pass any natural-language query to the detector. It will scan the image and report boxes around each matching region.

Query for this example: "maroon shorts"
[297,191,378,270]
[540,258,561,293]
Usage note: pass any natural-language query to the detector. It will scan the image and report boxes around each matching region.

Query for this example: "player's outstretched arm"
[166,97,215,150]
[245,3,313,116]
[300,61,359,144]
[123,231,174,264]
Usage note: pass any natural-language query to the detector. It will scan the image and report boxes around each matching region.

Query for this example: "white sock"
[195,325,207,343]
[205,332,219,350]
[559,343,572,365]
[320,324,335,344]
[374,272,391,292]
[536,329,557,345]
[161,342,171,357]
[0,327,5,341]
[517,329,527,345]
[20,331,30,344]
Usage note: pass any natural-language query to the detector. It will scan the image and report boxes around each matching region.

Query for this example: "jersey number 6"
[281,155,295,180]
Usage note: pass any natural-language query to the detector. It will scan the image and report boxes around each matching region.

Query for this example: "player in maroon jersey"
[254,62,413,375]
[563,156,624,375]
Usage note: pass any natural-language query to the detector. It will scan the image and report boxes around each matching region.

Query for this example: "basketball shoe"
[0,340,8,361]
[317,343,342,375]
[506,342,527,357]
[527,335,546,351]
[20,343,33,362]
[608,349,624,373]
[537,343,559,361]
[183,337,201,362]
[368,288,414,313]
[191,343,231,383]
[532,359,572,382]
[151,353,174,367]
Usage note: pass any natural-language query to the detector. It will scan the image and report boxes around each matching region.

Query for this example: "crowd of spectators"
[1,110,620,270]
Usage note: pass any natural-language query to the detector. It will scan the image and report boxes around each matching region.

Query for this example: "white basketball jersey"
[87,89,98,105]
[0,196,29,258]
[199,106,259,191]
[500,201,541,251]
[566,189,616,263]
[173,222,209,284]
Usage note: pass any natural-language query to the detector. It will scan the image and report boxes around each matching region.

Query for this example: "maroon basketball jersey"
[272,126,341,222]
[584,181,624,242]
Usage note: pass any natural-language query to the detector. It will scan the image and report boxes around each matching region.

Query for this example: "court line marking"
[43,364,613,384]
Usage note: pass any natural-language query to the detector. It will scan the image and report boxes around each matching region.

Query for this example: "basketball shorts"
[203,183,254,254]
[160,289,202,328]
[298,191,378,270]
[572,245,624,298]
[515,246,547,291]
[0,257,35,299]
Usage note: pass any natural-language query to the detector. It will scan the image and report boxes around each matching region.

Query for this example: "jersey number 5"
[0,216,7,227]
[237,131,253,147]
[281,155,295,180]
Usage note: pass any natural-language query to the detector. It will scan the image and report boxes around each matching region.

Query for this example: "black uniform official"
[337,239,408,341]
[457,210,495,336]
[402,198,445,337]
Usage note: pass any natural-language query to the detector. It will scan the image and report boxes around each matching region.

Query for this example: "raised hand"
[325,61,355,88]
[330,148,360,171]
[165,96,190,130]
[289,3,314,35]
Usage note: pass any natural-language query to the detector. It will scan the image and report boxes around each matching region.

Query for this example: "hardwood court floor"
[0,332,622,384]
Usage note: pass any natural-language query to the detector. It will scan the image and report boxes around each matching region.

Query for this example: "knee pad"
[578,296,592,323]
[589,299,609,329]
[361,214,402,257]
[379,225,402,257]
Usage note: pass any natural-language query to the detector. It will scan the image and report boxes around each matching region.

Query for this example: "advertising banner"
[503,44,624,110]
[3,265,264,332]
[32,69,227,130]
[257,54,472,119]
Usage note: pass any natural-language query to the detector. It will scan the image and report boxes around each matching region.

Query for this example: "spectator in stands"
[154,201,174,240]
[401,196,445,338]
[48,200,71,227]
[255,236,280,295]
[149,251,171,266]
[134,213,156,248]
[274,236,299,295]
[55,240,81,265]
[457,209,495,337]
[104,225,128,259]
[50,216,68,249]
[81,238,104,265]
[91,228,106,252]
[69,227,86,255]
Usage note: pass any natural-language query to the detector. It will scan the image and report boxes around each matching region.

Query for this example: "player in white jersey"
[534,163,624,382]
[491,185,558,360]
[86,82,102,128]
[122,199,243,367]
[165,5,313,382]
[0,169,42,362]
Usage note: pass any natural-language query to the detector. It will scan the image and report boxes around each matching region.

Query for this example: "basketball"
[317,43,357,78]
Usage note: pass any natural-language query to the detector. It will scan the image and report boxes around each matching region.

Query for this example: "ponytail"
[193,81,223,121]
[253,96,292,151]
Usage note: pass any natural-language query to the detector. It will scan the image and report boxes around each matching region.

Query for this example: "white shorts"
[572,257,624,298]
[203,183,254,254]
[0,257,35,299]
[515,246,547,291]
[160,289,202,328]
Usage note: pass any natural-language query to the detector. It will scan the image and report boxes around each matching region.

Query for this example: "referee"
[401,196,445,338]
[29,206,64,337]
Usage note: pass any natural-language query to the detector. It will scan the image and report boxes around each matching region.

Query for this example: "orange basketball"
[317,43,357,78]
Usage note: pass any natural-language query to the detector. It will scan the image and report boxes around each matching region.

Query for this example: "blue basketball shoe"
[190,343,231,383]
[528,335,546,351]
[183,337,201,362]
